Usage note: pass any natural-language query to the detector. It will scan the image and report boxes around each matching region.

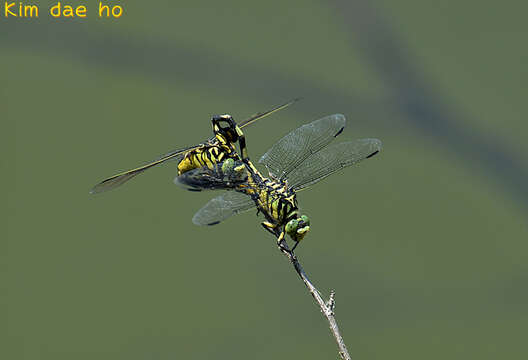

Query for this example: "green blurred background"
[3,1,528,359]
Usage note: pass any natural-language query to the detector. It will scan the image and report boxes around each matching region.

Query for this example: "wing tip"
[328,114,347,131]
[366,138,383,158]
[372,138,383,150]
[192,217,220,226]
[334,126,345,137]
[89,185,102,195]
[333,113,346,121]
[366,150,380,159]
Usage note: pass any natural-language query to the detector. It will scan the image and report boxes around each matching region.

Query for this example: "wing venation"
[287,139,382,191]
[192,191,256,226]
[259,114,346,180]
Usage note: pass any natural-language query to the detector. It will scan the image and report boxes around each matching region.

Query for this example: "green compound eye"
[285,219,299,236]
[300,215,310,226]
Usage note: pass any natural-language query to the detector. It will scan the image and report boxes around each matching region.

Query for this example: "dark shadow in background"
[332,1,528,209]
[2,12,527,211]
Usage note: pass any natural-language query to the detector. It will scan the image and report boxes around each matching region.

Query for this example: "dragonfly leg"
[262,222,292,253]
[290,239,300,252]
[276,230,292,253]
[261,221,276,236]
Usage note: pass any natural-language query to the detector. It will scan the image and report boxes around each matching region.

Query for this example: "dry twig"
[278,239,351,360]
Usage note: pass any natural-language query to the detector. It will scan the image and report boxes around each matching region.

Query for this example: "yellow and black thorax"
[238,170,299,226]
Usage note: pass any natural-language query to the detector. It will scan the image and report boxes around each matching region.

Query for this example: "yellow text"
[49,2,87,18]
[99,2,122,18]
[4,2,39,17]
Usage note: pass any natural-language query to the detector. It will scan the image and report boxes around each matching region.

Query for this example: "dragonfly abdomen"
[177,143,235,175]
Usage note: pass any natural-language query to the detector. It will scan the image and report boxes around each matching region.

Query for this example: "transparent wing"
[259,114,346,180]
[192,191,256,226]
[90,100,297,194]
[238,98,300,127]
[174,160,248,192]
[287,139,382,191]
[90,148,188,194]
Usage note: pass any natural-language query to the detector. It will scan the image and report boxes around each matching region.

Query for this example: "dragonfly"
[89,99,299,194]
[176,114,382,250]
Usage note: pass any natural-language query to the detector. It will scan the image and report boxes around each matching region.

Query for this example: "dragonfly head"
[212,114,239,144]
[285,214,311,244]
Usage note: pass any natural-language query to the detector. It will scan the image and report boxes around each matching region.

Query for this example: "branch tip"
[327,290,336,312]
[276,237,351,359]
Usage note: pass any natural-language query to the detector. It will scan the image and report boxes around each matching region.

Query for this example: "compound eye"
[285,219,299,236]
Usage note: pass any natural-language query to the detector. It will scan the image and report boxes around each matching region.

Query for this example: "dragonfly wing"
[238,98,300,128]
[192,191,256,226]
[90,147,189,194]
[91,100,299,194]
[288,139,382,191]
[174,160,248,192]
[259,114,346,180]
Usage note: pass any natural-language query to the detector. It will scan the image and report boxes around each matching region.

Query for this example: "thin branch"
[278,239,352,360]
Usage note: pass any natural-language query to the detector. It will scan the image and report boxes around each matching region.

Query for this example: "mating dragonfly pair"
[91,100,382,251]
